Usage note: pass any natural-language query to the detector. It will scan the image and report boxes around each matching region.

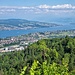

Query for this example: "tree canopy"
[0,36,75,75]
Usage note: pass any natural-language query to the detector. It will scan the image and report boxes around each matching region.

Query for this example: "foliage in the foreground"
[0,36,75,75]
[20,60,73,75]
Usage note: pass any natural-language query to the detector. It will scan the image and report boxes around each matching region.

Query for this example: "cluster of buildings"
[1,30,74,53]
[0,33,39,52]
[0,45,24,52]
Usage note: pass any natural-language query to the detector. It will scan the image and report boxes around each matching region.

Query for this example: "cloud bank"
[0,4,75,15]
[38,4,75,9]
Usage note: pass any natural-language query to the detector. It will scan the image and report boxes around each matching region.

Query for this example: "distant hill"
[0,19,29,26]
[0,19,60,30]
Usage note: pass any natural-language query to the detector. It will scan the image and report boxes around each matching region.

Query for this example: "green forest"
[0,36,75,75]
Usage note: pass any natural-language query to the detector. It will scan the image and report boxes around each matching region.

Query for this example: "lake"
[0,24,75,38]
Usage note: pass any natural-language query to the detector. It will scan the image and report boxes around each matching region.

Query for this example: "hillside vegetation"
[0,19,59,30]
[0,36,75,75]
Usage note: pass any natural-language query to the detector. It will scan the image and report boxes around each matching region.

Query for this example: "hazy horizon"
[0,0,75,22]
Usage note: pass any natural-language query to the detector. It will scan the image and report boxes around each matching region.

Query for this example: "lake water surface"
[0,24,75,38]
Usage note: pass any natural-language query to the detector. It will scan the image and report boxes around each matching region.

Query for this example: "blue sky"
[0,0,75,6]
[0,0,75,22]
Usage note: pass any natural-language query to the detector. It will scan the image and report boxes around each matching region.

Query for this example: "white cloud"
[6,9,15,12]
[0,4,75,14]
[38,4,75,9]
[38,4,51,8]
[52,4,72,9]
[37,4,75,13]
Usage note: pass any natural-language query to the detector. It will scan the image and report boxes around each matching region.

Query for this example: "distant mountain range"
[0,19,60,30]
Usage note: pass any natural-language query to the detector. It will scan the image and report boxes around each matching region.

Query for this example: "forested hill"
[0,36,75,75]
[0,19,60,30]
